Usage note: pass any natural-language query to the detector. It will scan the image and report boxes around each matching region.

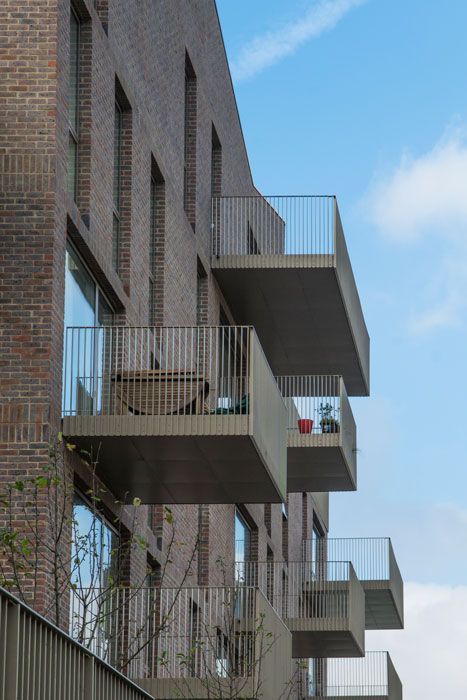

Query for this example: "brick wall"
[0,0,324,622]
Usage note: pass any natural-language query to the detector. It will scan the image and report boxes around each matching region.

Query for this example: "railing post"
[333,196,338,262]
[84,654,95,700]
[4,601,20,699]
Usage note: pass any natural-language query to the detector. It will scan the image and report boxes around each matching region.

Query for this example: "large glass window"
[310,521,325,579]
[234,509,251,586]
[70,492,119,651]
[63,245,113,416]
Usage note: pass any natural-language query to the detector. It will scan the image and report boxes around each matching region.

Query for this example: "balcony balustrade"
[70,586,292,700]
[302,539,404,630]
[0,585,152,700]
[235,561,365,659]
[211,195,369,395]
[276,375,357,492]
[62,325,287,504]
[305,652,402,699]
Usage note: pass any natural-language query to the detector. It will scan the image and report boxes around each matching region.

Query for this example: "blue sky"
[217,1,467,695]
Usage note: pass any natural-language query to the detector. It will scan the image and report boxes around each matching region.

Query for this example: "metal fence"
[63,325,256,419]
[212,195,336,257]
[306,652,396,697]
[0,585,152,700]
[302,538,399,582]
[69,586,259,682]
[235,561,355,622]
[275,375,345,435]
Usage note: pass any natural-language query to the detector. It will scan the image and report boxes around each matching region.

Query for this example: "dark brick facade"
[0,0,326,618]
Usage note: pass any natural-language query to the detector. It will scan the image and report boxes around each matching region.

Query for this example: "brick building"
[0,1,404,698]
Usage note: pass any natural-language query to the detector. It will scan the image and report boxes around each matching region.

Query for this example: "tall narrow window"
[149,158,165,325]
[68,7,80,199]
[211,125,222,199]
[113,99,122,271]
[113,80,132,279]
[234,509,251,585]
[183,53,197,230]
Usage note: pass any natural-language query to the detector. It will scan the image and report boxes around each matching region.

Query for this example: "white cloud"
[231,0,368,82]
[366,582,467,698]
[366,128,467,243]
[365,126,467,334]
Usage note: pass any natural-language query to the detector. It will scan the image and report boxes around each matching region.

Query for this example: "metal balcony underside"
[363,582,404,630]
[289,625,365,659]
[287,435,356,492]
[211,263,369,396]
[62,415,285,504]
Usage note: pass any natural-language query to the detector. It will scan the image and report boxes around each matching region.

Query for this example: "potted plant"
[319,402,340,434]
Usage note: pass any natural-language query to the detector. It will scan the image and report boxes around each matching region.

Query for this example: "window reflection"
[63,245,113,416]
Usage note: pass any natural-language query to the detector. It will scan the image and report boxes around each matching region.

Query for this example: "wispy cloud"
[367,582,467,698]
[364,125,467,334]
[231,0,368,82]
[366,126,467,243]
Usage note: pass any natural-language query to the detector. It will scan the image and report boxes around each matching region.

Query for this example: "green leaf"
[132,497,142,507]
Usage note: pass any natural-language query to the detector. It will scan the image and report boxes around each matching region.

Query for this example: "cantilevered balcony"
[276,375,357,492]
[211,195,369,396]
[305,652,402,699]
[237,561,365,659]
[71,585,292,699]
[62,325,287,504]
[303,539,404,630]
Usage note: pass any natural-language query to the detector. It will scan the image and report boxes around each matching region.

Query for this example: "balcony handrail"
[275,375,346,435]
[212,195,338,258]
[70,585,262,682]
[306,652,395,698]
[235,561,358,623]
[0,584,153,699]
[62,325,259,419]
[302,537,400,582]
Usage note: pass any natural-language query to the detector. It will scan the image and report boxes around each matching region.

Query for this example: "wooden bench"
[112,370,210,416]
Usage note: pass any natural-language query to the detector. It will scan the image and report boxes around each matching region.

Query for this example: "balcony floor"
[211,261,369,396]
[287,435,356,492]
[62,415,284,504]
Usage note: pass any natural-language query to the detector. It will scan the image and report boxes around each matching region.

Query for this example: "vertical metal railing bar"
[211,196,337,258]
[302,538,392,581]
[62,326,273,430]
[274,375,342,434]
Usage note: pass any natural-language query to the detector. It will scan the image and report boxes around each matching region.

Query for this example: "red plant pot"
[298,418,313,434]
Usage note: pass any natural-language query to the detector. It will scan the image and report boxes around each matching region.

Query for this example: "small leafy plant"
[319,402,340,434]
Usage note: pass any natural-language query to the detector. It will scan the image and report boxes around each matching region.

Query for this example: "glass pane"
[70,493,119,654]
[63,247,96,416]
[234,510,250,584]
[69,9,79,132]
[97,292,113,326]
[67,133,78,199]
